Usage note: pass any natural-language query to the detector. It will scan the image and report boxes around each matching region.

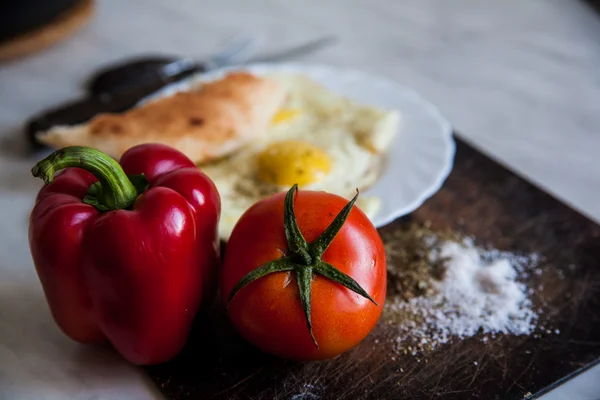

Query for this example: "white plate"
[144,63,455,227]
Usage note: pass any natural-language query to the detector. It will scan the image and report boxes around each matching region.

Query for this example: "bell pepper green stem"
[32,146,138,211]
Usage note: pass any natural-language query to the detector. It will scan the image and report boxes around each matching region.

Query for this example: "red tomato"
[221,186,386,360]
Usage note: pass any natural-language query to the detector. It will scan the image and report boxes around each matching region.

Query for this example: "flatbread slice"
[36,72,286,163]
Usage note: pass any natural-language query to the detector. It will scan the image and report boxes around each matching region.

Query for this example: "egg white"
[199,74,400,240]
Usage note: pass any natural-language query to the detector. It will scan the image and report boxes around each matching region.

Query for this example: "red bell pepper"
[28,143,220,365]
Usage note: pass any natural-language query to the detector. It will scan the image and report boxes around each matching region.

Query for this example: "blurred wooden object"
[0,0,94,62]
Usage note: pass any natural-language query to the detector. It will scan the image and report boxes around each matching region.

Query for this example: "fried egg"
[200,74,401,240]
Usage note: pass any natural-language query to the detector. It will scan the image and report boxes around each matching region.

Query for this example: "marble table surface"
[1,0,599,398]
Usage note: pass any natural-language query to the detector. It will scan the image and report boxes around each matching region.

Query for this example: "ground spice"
[382,221,459,301]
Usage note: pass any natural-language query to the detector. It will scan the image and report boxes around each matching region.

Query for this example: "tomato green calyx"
[226,184,378,349]
[284,184,312,265]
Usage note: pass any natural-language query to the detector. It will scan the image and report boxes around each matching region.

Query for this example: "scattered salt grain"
[386,237,540,353]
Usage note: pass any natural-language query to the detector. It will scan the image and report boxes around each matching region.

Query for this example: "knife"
[25,36,337,150]
[86,34,264,95]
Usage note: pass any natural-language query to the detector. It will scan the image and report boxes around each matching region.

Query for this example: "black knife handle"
[87,56,206,95]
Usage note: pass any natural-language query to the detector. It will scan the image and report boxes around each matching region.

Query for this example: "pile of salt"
[386,238,539,353]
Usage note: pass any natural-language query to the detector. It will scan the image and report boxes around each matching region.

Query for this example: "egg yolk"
[271,109,298,124]
[258,140,332,186]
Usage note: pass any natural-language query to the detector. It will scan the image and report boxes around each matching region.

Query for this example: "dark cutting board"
[144,134,600,400]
